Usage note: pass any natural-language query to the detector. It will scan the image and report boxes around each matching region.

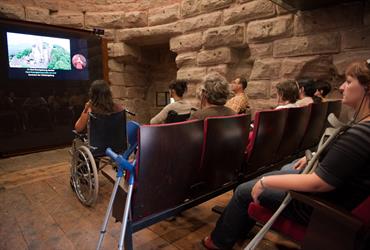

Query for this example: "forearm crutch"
[96,148,135,250]
[245,114,348,250]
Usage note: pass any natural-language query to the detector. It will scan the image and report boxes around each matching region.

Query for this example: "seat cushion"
[351,196,370,226]
[248,202,306,242]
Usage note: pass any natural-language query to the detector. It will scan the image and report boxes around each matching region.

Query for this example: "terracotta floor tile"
[0,211,28,250]
[136,236,179,250]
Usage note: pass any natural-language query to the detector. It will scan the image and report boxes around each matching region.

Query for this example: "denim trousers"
[210,163,303,249]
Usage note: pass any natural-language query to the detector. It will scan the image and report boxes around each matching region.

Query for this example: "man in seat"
[225,77,250,114]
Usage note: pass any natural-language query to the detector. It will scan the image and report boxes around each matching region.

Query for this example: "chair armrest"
[289,191,366,250]
[289,191,361,225]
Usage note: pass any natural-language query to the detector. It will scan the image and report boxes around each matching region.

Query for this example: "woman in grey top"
[150,80,193,124]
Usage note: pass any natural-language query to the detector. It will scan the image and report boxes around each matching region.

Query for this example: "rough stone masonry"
[1,0,370,122]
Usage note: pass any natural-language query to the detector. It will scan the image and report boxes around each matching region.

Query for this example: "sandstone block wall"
[1,0,370,120]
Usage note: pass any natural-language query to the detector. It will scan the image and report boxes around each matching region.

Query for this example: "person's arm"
[253,123,370,203]
[150,104,172,124]
[74,101,91,132]
[251,173,334,203]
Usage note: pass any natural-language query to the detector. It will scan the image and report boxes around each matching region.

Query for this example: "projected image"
[7,32,71,70]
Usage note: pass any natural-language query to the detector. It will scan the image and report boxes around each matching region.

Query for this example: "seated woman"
[150,80,193,124]
[203,60,370,249]
[295,78,321,107]
[190,72,235,120]
[75,79,124,132]
[275,80,299,109]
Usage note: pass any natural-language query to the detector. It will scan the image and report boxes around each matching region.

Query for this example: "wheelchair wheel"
[71,145,99,206]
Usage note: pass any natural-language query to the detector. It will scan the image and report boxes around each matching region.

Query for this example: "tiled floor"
[0,148,299,250]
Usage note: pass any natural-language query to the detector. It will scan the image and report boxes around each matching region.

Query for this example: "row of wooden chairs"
[245,100,341,177]
[106,114,250,224]
[102,100,343,249]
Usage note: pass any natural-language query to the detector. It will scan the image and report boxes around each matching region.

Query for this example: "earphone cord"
[351,92,370,124]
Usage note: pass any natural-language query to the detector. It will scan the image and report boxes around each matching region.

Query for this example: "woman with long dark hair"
[74,79,123,132]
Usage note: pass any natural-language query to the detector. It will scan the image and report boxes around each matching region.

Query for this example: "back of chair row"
[245,100,341,176]
[299,101,328,150]
[131,120,204,221]
[127,114,250,222]
[199,114,251,194]
[246,108,288,174]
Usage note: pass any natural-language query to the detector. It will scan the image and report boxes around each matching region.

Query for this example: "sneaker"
[202,236,220,250]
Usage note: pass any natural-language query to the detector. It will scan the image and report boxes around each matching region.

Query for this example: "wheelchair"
[70,110,135,206]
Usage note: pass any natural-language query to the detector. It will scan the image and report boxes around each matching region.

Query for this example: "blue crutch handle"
[106,148,135,184]
[106,147,118,160]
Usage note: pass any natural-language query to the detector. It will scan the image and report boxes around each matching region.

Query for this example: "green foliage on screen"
[16,48,32,59]
[48,45,71,70]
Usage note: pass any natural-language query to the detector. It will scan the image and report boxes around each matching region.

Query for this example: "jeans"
[280,158,302,173]
[210,167,307,249]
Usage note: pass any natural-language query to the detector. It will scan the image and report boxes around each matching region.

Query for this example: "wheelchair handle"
[124,109,136,116]
[106,148,135,184]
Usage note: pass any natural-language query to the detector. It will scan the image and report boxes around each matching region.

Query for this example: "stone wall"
[1,0,370,121]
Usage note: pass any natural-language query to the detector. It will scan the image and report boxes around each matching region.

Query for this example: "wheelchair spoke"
[70,145,99,206]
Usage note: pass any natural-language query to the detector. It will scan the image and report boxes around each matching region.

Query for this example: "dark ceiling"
[270,0,364,11]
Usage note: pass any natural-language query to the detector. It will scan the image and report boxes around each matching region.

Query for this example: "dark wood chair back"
[131,120,204,222]
[245,109,288,175]
[88,111,126,157]
[275,106,311,161]
[326,100,342,118]
[199,114,250,193]
[299,102,328,151]
[323,100,342,132]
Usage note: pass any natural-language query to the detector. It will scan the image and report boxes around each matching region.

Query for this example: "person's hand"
[251,179,265,204]
[293,156,307,170]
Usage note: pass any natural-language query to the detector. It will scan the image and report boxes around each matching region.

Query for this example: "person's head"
[169,80,188,99]
[72,54,86,69]
[88,79,114,114]
[200,72,231,107]
[296,78,317,98]
[276,80,299,104]
[340,60,370,110]
[315,80,332,98]
[230,77,248,94]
